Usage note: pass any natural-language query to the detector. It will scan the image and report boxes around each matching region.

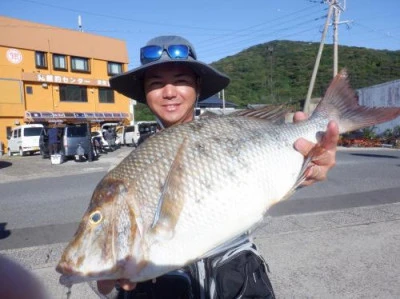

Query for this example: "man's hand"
[97,279,136,295]
[293,112,339,186]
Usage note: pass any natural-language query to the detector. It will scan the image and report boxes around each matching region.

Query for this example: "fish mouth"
[56,262,118,286]
[56,261,74,276]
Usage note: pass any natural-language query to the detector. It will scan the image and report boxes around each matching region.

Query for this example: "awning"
[24,111,130,124]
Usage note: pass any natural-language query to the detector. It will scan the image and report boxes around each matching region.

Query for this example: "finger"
[97,280,115,295]
[294,121,339,160]
[293,137,314,157]
[294,121,339,185]
[310,163,327,180]
[302,163,328,186]
[293,112,309,123]
[301,167,315,186]
[321,121,339,150]
[300,178,317,187]
[295,139,331,184]
[118,279,137,291]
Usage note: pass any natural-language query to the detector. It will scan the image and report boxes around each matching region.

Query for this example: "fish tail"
[312,69,400,134]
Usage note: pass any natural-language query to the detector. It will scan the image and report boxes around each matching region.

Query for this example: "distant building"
[357,79,400,134]
[196,95,237,117]
[0,16,132,152]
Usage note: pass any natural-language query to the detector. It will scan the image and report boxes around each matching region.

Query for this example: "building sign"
[24,111,129,123]
[21,72,110,87]
[6,48,23,64]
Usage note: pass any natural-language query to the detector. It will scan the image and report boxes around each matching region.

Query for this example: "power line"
[197,8,327,49]
[198,25,324,62]
[198,14,326,59]
[354,22,400,42]
[13,0,237,32]
[9,0,331,64]
[195,3,322,46]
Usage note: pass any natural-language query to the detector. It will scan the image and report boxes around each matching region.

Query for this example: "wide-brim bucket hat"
[109,35,230,104]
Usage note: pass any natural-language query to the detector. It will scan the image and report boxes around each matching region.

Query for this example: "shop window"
[14,129,21,138]
[71,56,90,73]
[26,86,33,94]
[35,51,47,69]
[107,62,123,75]
[99,88,115,103]
[60,84,88,102]
[53,54,67,71]
[6,127,12,139]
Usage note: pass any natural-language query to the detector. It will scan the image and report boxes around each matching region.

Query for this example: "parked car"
[100,123,122,145]
[122,125,139,146]
[123,121,157,147]
[7,124,44,156]
[40,124,94,161]
[91,129,121,151]
[115,126,124,145]
[91,131,108,153]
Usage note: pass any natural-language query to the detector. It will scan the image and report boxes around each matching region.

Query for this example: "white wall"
[357,79,400,134]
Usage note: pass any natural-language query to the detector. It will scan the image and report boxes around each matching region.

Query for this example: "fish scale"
[57,70,400,286]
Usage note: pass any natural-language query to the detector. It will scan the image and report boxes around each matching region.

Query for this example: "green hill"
[135,40,400,119]
[211,40,400,109]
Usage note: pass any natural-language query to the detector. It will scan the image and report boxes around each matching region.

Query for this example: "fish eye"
[89,211,103,224]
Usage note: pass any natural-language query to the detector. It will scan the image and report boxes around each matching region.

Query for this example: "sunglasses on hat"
[140,44,196,65]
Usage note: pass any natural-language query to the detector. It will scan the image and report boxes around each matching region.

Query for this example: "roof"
[0,16,128,63]
[198,95,237,108]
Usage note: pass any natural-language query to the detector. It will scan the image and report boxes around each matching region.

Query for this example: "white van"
[122,125,139,146]
[7,124,44,156]
[124,121,157,146]
[100,122,122,145]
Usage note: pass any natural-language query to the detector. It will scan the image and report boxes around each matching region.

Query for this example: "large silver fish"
[57,71,400,286]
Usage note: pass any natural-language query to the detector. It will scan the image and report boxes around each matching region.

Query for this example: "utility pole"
[130,100,136,125]
[304,3,334,113]
[78,15,83,32]
[268,46,274,103]
[304,0,351,113]
[333,0,351,77]
[221,89,226,114]
[333,4,340,77]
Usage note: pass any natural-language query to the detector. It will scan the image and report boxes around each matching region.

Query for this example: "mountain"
[210,40,400,109]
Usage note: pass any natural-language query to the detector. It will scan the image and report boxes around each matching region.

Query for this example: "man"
[105,127,116,151]
[47,127,59,155]
[98,35,338,298]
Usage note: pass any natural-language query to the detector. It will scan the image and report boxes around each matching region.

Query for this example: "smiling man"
[143,64,198,127]
[99,35,339,298]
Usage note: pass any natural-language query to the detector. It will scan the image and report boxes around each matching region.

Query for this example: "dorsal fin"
[230,106,290,124]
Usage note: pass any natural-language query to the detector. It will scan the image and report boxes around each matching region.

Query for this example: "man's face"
[144,64,197,128]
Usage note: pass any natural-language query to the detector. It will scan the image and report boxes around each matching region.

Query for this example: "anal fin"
[282,144,326,202]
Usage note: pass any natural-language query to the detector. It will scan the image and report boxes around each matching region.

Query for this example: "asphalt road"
[1,172,104,229]
[0,147,132,250]
[1,147,399,251]
[1,146,400,298]
[271,149,400,216]
[293,149,400,198]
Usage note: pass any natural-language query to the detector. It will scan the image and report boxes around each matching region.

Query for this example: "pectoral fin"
[150,138,188,240]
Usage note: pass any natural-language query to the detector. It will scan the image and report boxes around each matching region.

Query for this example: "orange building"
[0,16,133,153]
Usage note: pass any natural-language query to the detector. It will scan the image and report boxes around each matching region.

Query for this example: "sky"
[1,0,399,70]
